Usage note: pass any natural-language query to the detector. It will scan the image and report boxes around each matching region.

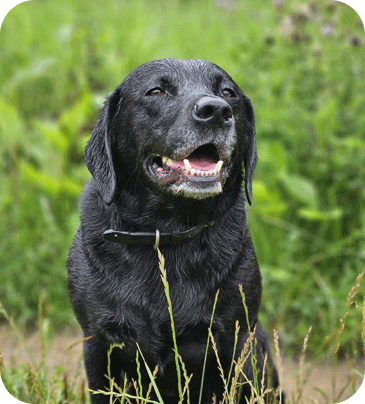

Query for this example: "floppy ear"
[242,97,258,206]
[84,88,122,205]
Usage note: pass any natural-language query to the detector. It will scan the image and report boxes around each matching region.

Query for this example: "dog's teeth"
[212,169,217,175]
[196,170,202,176]
[216,160,223,173]
[162,156,173,167]
[183,159,191,174]
[190,168,196,176]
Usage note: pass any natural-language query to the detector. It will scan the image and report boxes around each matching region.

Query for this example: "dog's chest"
[90,234,242,359]
[104,283,220,374]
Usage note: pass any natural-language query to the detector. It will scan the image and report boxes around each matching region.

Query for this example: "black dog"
[68,58,282,403]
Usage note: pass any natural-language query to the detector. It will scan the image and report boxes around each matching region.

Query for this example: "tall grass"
[0,300,87,403]
[1,250,364,403]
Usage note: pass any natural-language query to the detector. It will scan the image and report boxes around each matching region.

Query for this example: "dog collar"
[103,221,215,249]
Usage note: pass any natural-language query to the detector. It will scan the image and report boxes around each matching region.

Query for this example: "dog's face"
[85,58,257,205]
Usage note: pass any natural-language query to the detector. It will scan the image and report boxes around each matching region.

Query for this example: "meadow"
[0,0,364,402]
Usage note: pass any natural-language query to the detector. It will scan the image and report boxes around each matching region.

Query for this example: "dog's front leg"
[83,334,124,404]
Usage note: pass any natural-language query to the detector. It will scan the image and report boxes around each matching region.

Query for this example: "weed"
[1,256,365,403]
[0,301,88,403]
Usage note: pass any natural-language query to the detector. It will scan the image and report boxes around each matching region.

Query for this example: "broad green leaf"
[298,208,343,221]
[0,97,24,146]
[252,180,287,216]
[279,172,318,208]
[60,92,94,137]
[32,120,69,153]
[21,161,83,197]
[6,58,55,89]
[20,162,60,195]
[60,176,83,197]
[258,141,288,173]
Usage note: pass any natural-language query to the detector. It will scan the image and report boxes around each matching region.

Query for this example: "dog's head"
[85,58,257,205]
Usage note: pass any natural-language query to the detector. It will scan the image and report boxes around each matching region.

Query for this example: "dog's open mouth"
[149,144,229,198]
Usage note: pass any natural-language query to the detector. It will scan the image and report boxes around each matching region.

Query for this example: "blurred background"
[0,0,364,367]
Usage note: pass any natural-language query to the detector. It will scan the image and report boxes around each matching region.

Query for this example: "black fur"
[68,58,282,403]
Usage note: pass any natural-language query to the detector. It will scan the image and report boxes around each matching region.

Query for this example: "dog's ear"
[242,97,257,206]
[84,88,122,205]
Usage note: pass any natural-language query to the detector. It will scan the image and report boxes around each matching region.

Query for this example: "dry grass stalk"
[229,324,257,402]
[177,352,193,403]
[335,268,365,354]
[78,378,86,404]
[273,328,284,402]
[145,365,159,401]
[238,368,272,404]
[209,329,226,388]
[26,362,44,403]
[362,295,365,355]
[296,326,312,403]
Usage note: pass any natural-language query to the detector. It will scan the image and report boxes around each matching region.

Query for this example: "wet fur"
[67,58,282,403]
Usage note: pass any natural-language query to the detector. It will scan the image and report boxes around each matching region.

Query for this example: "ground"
[0,326,364,403]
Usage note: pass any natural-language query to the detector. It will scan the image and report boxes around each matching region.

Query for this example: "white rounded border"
[0,0,364,403]
[338,1,365,29]
[0,1,31,29]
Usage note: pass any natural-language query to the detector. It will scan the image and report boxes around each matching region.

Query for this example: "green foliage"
[0,0,364,359]
[1,251,363,404]
[0,302,88,403]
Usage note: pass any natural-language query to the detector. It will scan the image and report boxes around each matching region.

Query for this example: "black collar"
[103,221,215,248]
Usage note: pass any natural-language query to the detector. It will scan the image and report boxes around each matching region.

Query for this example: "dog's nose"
[193,96,233,126]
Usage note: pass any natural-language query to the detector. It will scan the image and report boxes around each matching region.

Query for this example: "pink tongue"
[172,156,217,171]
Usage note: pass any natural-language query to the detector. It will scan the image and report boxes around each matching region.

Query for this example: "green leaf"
[279,172,318,208]
[60,92,94,137]
[20,162,82,197]
[137,345,164,404]
[6,58,55,89]
[252,180,287,216]
[0,97,25,147]
[258,141,288,173]
[60,176,82,197]
[20,162,60,195]
[298,208,343,221]
[32,120,69,153]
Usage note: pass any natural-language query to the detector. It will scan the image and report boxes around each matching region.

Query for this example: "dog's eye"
[146,88,165,96]
[222,89,236,98]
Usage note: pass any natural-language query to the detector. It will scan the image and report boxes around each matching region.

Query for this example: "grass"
[1,250,364,403]
[0,299,87,403]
